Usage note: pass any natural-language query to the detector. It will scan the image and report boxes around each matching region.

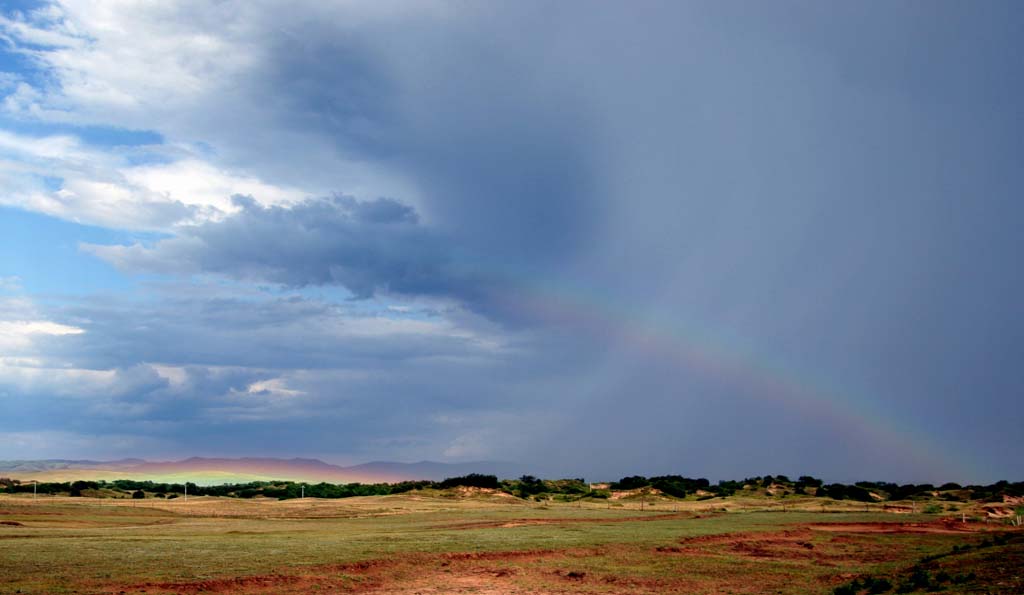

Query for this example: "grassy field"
[0,492,1020,594]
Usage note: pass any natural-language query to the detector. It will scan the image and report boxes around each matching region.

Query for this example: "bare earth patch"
[111,550,577,595]
[103,522,979,595]
[808,520,979,534]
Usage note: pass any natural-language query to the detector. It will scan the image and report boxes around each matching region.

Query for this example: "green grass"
[0,493,1015,594]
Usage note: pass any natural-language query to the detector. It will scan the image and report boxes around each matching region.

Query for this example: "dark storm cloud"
[242,3,604,265]
[84,195,483,302]
[103,6,609,316]
[0,286,543,460]
[4,1,1024,481]
[45,291,500,371]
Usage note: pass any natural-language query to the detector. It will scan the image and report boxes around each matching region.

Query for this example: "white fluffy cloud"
[1,1,255,122]
[0,0,423,224]
[0,296,100,398]
[0,128,308,229]
[0,296,83,351]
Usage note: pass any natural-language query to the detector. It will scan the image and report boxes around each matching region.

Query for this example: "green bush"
[439,474,499,490]
[611,476,649,490]
[951,572,976,584]
[908,568,931,590]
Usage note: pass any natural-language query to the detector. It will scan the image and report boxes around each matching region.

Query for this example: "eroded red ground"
[96,519,1011,595]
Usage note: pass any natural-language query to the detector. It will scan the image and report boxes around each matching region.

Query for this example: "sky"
[0,0,1021,484]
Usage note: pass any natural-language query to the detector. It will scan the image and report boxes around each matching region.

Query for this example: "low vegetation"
[830,532,1021,594]
[3,474,1021,506]
[1,484,1021,595]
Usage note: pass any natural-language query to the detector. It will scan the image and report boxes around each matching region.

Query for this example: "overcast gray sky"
[1,1,1021,483]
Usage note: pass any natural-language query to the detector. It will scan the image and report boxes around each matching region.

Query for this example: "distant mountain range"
[0,457,528,485]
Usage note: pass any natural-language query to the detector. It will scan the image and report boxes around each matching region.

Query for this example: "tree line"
[1,474,1020,503]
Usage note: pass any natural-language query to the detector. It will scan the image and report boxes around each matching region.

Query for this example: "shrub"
[651,478,687,498]
[951,572,976,584]
[439,474,499,490]
[132,490,145,499]
[908,567,931,590]
[611,476,649,490]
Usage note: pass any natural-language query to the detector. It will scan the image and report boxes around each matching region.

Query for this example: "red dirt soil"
[807,519,980,534]
[108,549,578,595]
[100,519,993,595]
